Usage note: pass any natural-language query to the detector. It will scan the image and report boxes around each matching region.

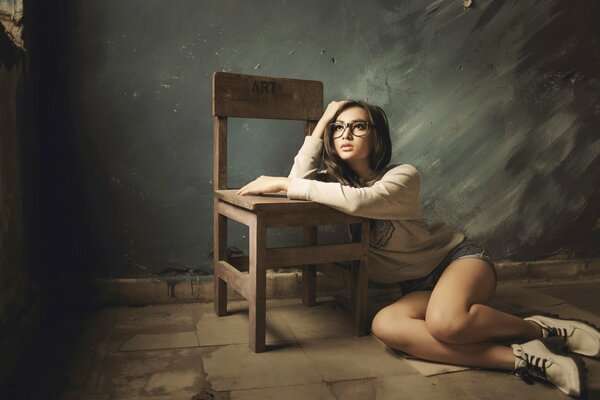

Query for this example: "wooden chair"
[212,71,370,352]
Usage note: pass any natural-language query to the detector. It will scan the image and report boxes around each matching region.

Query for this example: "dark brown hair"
[322,100,392,187]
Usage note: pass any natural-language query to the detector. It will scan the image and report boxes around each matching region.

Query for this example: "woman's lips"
[341,144,353,150]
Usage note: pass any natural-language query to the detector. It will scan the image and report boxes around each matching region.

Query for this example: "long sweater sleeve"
[287,135,464,284]
[287,164,422,221]
[287,135,324,180]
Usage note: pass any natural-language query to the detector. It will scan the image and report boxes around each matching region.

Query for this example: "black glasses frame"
[328,121,374,139]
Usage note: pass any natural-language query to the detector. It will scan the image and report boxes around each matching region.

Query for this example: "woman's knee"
[425,308,470,344]
[371,307,394,339]
[371,308,412,349]
[371,291,430,348]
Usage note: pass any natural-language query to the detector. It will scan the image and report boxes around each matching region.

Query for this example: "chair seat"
[215,189,326,211]
[215,189,365,227]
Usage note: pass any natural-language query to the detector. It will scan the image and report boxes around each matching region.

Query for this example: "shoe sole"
[539,338,588,398]
[531,312,600,357]
[567,352,588,399]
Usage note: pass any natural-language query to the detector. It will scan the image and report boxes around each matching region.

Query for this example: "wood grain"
[302,226,317,306]
[248,215,267,352]
[266,243,363,268]
[213,197,228,316]
[216,260,249,300]
[213,72,323,121]
[213,117,227,190]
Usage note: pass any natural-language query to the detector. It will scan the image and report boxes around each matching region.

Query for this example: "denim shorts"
[398,239,497,296]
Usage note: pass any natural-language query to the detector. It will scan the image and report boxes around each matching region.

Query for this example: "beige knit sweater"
[287,136,464,283]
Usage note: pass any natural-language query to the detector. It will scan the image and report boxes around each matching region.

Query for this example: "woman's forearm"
[311,120,329,139]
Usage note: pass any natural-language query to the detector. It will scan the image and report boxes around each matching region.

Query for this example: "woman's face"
[332,106,374,164]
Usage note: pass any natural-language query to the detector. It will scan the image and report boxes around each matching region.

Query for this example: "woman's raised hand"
[236,176,290,196]
[312,100,351,139]
[322,100,351,123]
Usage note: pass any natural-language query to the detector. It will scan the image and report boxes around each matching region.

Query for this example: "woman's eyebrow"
[334,119,369,123]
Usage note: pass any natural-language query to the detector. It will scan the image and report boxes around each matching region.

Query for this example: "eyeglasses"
[329,121,373,139]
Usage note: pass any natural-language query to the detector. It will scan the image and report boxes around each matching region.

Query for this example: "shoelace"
[516,353,551,384]
[545,326,569,338]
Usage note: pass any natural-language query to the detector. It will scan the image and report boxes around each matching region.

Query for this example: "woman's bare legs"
[372,291,517,369]
[371,258,543,370]
[424,258,542,344]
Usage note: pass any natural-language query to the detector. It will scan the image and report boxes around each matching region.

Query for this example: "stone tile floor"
[5,281,600,399]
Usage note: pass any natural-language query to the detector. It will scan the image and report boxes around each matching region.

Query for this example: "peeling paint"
[0,0,23,49]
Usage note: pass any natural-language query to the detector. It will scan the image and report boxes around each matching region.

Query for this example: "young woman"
[237,100,598,397]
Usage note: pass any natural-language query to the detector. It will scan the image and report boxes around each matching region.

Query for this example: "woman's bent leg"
[372,291,515,370]
[372,284,586,395]
[424,258,542,344]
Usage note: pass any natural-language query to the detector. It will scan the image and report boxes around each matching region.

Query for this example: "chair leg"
[214,274,227,316]
[302,226,317,306]
[248,217,267,352]
[351,221,369,336]
[214,208,227,316]
[351,260,368,336]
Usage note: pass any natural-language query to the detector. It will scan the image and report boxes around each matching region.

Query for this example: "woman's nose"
[341,127,354,140]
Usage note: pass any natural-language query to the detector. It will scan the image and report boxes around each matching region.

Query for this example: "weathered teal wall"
[30,0,600,277]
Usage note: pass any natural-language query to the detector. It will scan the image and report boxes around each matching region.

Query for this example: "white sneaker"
[525,314,600,357]
[512,339,585,397]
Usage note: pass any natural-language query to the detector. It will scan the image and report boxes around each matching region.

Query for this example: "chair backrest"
[212,72,323,190]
